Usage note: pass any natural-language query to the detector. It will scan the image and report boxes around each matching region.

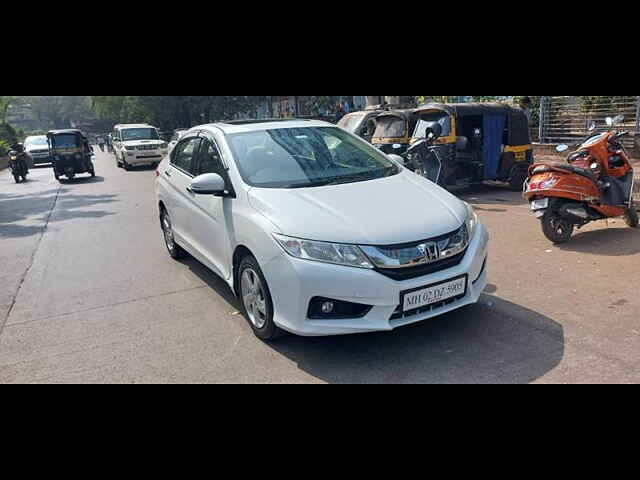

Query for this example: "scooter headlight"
[10,155,17,161]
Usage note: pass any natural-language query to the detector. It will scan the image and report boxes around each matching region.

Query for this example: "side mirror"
[556,144,569,153]
[387,153,405,165]
[188,173,227,196]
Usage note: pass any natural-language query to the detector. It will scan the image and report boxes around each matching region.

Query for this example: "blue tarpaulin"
[483,114,507,179]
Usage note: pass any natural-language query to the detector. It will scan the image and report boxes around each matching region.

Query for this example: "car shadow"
[458,184,528,207]
[557,226,640,256]
[58,176,105,184]
[268,295,564,384]
[178,256,240,309]
[171,249,564,383]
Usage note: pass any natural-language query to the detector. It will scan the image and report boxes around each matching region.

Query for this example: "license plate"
[401,275,467,313]
[515,152,526,161]
[531,198,549,210]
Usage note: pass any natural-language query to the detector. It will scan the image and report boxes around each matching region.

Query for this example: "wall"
[0,156,8,170]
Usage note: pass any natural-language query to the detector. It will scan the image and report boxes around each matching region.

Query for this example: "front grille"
[137,144,158,151]
[375,249,467,281]
[30,149,49,154]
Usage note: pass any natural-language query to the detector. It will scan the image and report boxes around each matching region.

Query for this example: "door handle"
[164,170,172,177]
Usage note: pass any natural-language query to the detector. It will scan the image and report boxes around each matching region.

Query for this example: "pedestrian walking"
[105,133,113,153]
[518,96,533,125]
[97,135,105,152]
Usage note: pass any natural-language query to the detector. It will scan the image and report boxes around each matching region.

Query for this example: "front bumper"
[261,223,489,336]
[126,151,166,165]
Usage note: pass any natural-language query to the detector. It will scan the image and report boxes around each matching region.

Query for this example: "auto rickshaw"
[337,110,383,143]
[48,129,96,182]
[407,103,533,190]
[371,109,419,158]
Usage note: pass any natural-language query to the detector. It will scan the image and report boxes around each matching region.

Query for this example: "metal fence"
[538,96,639,150]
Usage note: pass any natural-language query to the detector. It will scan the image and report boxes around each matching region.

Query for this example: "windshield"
[338,113,365,133]
[413,112,452,139]
[25,136,48,148]
[374,116,406,138]
[121,128,160,141]
[227,126,400,189]
[582,133,606,148]
[51,134,79,149]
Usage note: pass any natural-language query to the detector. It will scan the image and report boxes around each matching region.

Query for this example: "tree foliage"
[91,96,268,130]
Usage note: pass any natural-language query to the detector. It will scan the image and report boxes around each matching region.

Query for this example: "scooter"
[7,146,29,184]
[524,115,637,243]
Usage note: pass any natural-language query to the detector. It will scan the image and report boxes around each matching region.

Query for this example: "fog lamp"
[321,302,334,314]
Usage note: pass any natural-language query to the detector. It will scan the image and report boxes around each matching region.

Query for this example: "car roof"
[114,124,156,129]
[197,119,334,135]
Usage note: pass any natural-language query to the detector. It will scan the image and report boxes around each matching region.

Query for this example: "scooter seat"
[533,162,599,183]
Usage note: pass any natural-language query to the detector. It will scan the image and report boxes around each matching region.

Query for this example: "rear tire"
[542,211,574,244]
[160,208,186,259]
[238,255,284,341]
[625,203,639,228]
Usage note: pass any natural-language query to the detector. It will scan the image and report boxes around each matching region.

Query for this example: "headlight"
[464,202,478,238]
[273,234,374,269]
[10,155,17,161]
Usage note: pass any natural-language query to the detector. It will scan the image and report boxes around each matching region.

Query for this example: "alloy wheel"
[241,268,267,329]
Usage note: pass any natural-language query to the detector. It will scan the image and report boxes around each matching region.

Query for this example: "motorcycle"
[7,146,29,184]
[406,123,445,184]
[524,115,637,243]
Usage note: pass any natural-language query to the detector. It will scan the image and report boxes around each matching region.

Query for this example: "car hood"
[26,146,49,152]
[248,170,468,245]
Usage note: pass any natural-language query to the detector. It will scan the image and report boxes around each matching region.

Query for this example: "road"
[1,151,640,383]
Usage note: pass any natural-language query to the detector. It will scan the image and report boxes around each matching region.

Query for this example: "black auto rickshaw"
[337,110,383,143]
[48,129,96,182]
[407,103,533,190]
[371,109,419,158]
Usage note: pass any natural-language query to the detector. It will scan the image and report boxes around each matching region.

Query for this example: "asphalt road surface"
[1,151,640,383]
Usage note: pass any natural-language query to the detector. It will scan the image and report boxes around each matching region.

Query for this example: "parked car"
[168,128,189,154]
[24,135,52,166]
[112,123,168,170]
[156,119,489,340]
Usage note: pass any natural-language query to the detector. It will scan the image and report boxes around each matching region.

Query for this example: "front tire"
[625,203,639,228]
[541,211,574,244]
[238,255,283,341]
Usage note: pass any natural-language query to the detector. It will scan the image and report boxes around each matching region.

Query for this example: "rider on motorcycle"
[9,143,30,179]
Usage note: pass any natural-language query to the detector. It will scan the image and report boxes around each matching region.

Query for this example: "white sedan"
[155,119,488,340]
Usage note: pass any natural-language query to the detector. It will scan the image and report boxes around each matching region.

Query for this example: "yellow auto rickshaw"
[408,103,533,190]
[371,109,419,158]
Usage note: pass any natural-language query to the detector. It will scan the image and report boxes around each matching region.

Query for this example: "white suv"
[156,120,488,340]
[113,124,168,170]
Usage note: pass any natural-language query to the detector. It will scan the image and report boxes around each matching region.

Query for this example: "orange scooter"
[524,115,637,243]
